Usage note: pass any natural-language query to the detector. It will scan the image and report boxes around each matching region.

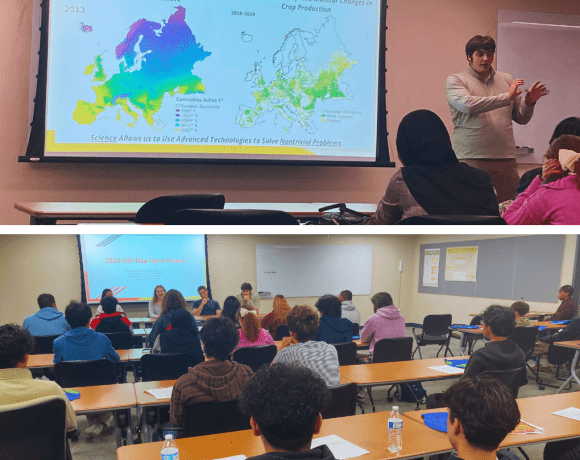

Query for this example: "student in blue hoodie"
[314,295,353,344]
[23,293,70,336]
[53,301,120,436]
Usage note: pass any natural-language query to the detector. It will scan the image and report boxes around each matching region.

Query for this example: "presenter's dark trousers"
[461,158,519,203]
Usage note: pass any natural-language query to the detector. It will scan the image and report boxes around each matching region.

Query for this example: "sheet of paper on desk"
[312,434,370,459]
[552,407,580,421]
[144,387,173,399]
[428,365,464,375]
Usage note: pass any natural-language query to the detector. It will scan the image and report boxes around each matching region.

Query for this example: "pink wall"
[1,0,578,224]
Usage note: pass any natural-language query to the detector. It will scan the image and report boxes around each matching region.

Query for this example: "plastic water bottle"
[388,406,403,453]
[161,434,179,460]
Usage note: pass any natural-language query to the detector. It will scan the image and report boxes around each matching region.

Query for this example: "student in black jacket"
[90,296,133,335]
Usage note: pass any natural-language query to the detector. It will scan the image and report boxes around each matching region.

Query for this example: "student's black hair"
[444,375,520,451]
[37,293,56,309]
[0,324,35,369]
[239,363,330,452]
[339,290,353,301]
[510,301,530,317]
[465,35,496,57]
[100,296,118,315]
[241,282,253,291]
[65,301,93,329]
[549,117,580,144]
[560,285,574,296]
[197,285,207,292]
[222,296,241,324]
[199,317,239,361]
[315,294,342,318]
[482,305,515,337]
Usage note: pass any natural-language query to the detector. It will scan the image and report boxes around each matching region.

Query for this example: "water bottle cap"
[165,434,173,440]
[393,406,399,410]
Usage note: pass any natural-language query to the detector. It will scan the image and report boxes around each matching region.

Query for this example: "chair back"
[352,323,360,336]
[274,325,290,340]
[182,399,250,438]
[31,335,61,355]
[232,345,278,372]
[320,382,357,419]
[470,315,483,326]
[507,326,539,358]
[54,359,117,387]
[332,342,357,366]
[395,215,507,225]
[135,194,226,224]
[422,314,453,337]
[547,343,571,365]
[140,353,202,382]
[373,337,413,363]
[103,332,134,350]
[165,209,300,225]
[479,367,526,398]
[0,396,67,460]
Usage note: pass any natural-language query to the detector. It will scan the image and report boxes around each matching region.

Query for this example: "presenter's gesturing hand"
[525,81,549,106]
[508,79,525,100]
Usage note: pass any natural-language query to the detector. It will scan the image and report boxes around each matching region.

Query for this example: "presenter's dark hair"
[465,35,496,57]
[101,289,113,300]
[199,317,239,361]
[286,306,319,342]
[65,301,93,329]
[510,301,530,317]
[37,293,56,309]
[161,289,187,314]
[444,375,520,450]
[482,305,515,337]
[241,283,253,291]
[340,290,353,301]
[222,296,241,324]
[560,285,574,296]
[315,295,342,318]
[100,296,118,315]
[239,363,330,451]
[370,292,394,309]
[197,285,207,292]
[549,117,580,144]
[0,324,35,369]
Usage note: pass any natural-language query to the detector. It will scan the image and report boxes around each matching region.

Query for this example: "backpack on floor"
[400,382,427,404]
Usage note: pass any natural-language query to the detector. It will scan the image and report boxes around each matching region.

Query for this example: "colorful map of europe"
[73,6,210,127]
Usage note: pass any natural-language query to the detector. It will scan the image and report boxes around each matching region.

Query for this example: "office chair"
[412,314,453,359]
[232,345,278,372]
[395,215,507,225]
[507,325,539,380]
[164,209,299,225]
[332,342,357,366]
[181,400,250,438]
[321,382,360,419]
[140,353,202,382]
[135,194,226,224]
[274,325,290,340]
[103,332,134,350]
[31,334,61,354]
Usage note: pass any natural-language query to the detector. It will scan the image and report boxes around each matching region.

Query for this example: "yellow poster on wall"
[445,247,478,282]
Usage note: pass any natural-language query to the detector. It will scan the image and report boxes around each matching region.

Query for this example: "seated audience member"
[148,289,188,347]
[274,305,340,388]
[364,110,499,224]
[544,438,580,460]
[503,135,580,224]
[314,295,353,344]
[236,283,261,312]
[170,317,254,427]
[539,314,580,351]
[510,301,530,327]
[360,292,406,358]
[338,290,361,326]
[549,285,576,321]
[148,285,166,320]
[96,288,125,316]
[260,295,291,336]
[514,117,580,197]
[23,293,70,336]
[222,295,242,326]
[239,363,334,460]
[53,301,120,436]
[0,324,77,433]
[444,375,521,460]
[235,306,276,351]
[426,305,526,409]
[90,296,134,335]
[151,309,204,363]
[192,285,221,317]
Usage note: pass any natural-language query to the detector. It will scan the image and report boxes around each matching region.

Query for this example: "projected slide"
[44,0,382,161]
[79,234,207,303]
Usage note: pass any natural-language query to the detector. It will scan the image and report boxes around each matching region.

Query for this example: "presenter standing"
[446,35,548,202]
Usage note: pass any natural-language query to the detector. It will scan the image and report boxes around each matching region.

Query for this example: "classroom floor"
[69,328,576,460]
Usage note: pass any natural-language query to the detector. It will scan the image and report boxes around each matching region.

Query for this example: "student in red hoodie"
[90,296,133,335]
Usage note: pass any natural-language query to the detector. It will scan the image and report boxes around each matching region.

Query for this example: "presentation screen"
[23,0,390,167]
[78,234,207,303]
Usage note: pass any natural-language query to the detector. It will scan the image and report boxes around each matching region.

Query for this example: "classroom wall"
[410,234,578,325]
[2,0,579,224]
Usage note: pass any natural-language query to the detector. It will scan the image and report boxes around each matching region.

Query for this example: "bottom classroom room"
[1,233,580,460]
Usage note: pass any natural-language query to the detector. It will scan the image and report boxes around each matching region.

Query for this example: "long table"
[554,340,580,393]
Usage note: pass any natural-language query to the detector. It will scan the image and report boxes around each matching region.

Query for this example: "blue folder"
[445,358,469,368]
[422,412,448,433]
[449,325,480,329]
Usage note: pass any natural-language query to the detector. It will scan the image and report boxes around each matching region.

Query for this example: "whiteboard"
[498,10,580,164]
[256,244,372,298]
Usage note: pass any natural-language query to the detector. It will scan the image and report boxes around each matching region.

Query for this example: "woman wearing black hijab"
[151,308,204,364]
[365,110,499,224]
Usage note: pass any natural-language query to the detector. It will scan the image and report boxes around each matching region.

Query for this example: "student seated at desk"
[90,296,133,335]
[96,288,124,316]
[192,285,221,317]
[235,307,276,351]
[548,285,576,321]
[148,284,166,320]
[444,375,521,460]
[0,324,77,433]
[222,296,242,327]
[426,305,526,409]
[148,289,188,347]
[23,293,70,336]
[538,315,580,359]
[261,295,291,337]
[238,363,335,460]
[314,295,353,345]
[151,309,204,364]
[170,318,253,428]
[236,282,261,313]
[510,301,530,327]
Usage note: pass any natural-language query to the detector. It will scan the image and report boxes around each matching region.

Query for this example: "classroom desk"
[404,392,580,450]
[273,338,370,350]
[470,311,553,320]
[450,326,484,356]
[70,383,136,448]
[554,341,580,393]
[26,350,132,368]
[15,201,376,225]
[117,409,453,460]
[530,321,570,330]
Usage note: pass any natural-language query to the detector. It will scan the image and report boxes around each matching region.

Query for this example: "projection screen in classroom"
[78,234,207,303]
[22,0,391,167]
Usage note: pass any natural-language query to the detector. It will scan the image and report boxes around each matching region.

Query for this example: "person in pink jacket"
[360,292,406,358]
[503,135,580,225]
[235,306,276,350]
